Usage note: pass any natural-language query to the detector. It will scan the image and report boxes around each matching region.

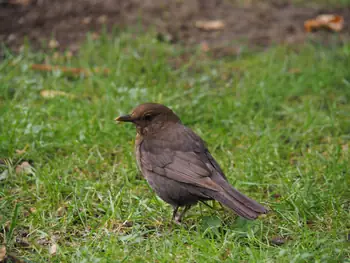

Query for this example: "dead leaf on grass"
[304,14,344,32]
[16,145,29,155]
[49,243,57,255]
[0,246,6,261]
[56,206,66,217]
[195,20,225,31]
[40,90,75,99]
[15,161,34,175]
[31,64,110,77]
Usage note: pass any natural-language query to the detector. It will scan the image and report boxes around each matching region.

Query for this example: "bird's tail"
[207,177,268,220]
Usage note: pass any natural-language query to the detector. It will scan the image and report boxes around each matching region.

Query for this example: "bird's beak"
[115,114,133,123]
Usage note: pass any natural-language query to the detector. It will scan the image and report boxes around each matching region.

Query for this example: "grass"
[0,31,350,262]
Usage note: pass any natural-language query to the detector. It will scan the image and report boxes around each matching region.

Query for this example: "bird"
[115,103,268,223]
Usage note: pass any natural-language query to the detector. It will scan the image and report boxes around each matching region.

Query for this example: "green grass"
[0,32,350,262]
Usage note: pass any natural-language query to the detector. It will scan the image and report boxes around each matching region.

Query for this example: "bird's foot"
[173,214,182,225]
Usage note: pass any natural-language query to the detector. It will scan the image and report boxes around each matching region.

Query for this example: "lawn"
[0,31,349,262]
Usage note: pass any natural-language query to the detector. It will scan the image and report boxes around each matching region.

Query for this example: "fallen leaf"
[29,207,37,213]
[49,39,60,49]
[16,145,29,155]
[0,246,6,261]
[304,14,344,32]
[30,64,109,77]
[195,20,225,31]
[49,244,57,255]
[15,161,34,175]
[40,90,75,99]
[4,221,11,231]
[56,206,66,217]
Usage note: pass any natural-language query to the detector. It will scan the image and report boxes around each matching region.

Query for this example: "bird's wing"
[139,124,222,192]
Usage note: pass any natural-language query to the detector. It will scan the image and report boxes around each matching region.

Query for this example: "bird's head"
[115,103,180,135]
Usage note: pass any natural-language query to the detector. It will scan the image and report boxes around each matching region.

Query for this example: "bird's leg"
[172,205,179,221]
[174,205,191,224]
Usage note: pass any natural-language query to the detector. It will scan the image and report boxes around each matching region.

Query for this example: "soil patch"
[1,0,349,55]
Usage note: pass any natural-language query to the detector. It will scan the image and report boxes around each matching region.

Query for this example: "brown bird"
[116,103,267,223]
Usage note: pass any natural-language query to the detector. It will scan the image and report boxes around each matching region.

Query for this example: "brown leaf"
[15,161,34,175]
[49,244,57,255]
[304,14,344,32]
[0,246,6,261]
[195,20,225,31]
[31,64,109,77]
[40,90,75,99]
[16,145,29,155]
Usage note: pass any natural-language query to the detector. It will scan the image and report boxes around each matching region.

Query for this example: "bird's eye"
[144,114,153,121]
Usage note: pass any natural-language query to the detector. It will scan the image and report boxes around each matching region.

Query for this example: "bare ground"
[0,0,349,55]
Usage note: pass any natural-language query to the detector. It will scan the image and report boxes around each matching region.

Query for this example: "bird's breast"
[135,140,142,171]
